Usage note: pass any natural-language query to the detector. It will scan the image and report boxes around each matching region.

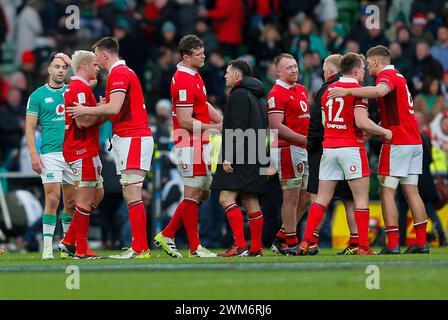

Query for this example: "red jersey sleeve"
[376,71,396,92]
[354,97,369,110]
[109,71,129,95]
[266,91,285,115]
[173,80,195,108]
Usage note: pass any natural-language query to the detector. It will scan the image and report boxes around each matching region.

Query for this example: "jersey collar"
[109,60,126,73]
[276,79,296,89]
[338,76,359,84]
[381,65,395,71]
[45,83,66,92]
[177,63,198,76]
[71,76,90,86]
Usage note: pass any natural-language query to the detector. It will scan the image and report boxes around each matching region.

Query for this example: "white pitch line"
[1,260,448,273]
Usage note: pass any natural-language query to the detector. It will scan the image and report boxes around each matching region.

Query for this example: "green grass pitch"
[1,247,448,300]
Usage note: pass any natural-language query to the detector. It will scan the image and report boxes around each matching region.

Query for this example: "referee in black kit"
[306,54,359,255]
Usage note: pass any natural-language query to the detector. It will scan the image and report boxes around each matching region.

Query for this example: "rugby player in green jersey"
[25,53,75,260]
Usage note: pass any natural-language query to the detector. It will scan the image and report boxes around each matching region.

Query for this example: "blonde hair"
[71,50,96,72]
[324,54,342,70]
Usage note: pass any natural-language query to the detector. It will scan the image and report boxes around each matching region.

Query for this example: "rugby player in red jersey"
[299,53,392,255]
[329,46,429,254]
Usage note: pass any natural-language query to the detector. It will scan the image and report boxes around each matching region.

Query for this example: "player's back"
[106,62,151,137]
[63,78,99,162]
[171,65,210,148]
[376,67,421,145]
[321,77,367,148]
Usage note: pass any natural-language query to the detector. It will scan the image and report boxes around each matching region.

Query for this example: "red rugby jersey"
[321,77,368,148]
[106,60,151,137]
[171,63,210,148]
[63,77,99,162]
[376,65,421,145]
[266,80,310,148]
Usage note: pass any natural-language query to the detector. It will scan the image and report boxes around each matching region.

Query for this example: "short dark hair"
[274,53,295,67]
[48,53,59,65]
[228,59,253,77]
[178,35,204,57]
[92,37,119,55]
[366,45,391,63]
[339,53,364,74]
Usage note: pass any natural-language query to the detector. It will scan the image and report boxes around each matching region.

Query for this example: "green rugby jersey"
[26,83,67,154]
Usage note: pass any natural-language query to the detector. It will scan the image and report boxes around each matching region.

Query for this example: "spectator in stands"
[441,71,448,107]
[159,21,178,52]
[150,47,176,104]
[194,18,219,55]
[203,51,227,109]
[387,0,413,27]
[411,13,434,45]
[174,0,197,37]
[290,14,328,61]
[15,0,43,64]
[153,99,173,152]
[389,42,413,87]
[430,25,448,71]
[396,26,416,60]
[254,23,284,74]
[198,0,245,59]
[261,61,277,96]
[413,41,444,92]
[344,39,360,54]
[359,27,390,54]
[415,77,445,124]
[314,0,338,35]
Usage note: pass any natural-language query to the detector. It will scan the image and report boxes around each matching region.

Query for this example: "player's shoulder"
[172,69,196,88]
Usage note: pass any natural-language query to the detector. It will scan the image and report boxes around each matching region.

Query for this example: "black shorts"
[307,148,354,200]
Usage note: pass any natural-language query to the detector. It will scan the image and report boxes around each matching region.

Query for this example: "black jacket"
[211,77,269,193]
[307,73,341,155]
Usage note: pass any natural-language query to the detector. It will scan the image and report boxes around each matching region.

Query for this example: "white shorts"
[319,147,370,181]
[379,144,423,177]
[174,144,212,178]
[40,152,75,185]
[111,135,154,175]
[184,175,212,191]
[270,145,308,190]
[68,155,103,188]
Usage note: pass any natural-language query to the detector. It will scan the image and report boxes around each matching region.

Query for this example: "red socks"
[349,233,359,247]
[355,208,370,249]
[162,200,186,239]
[225,203,246,249]
[311,230,320,244]
[285,232,298,246]
[414,220,427,247]
[303,203,326,243]
[276,227,286,240]
[248,211,264,253]
[74,205,91,256]
[385,226,399,249]
[128,200,148,253]
[181,199,200,253]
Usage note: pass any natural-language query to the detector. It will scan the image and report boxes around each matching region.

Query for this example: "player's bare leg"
[401,183,429,253]
[299,180,337,255]
[41,183,62,260]
[217,190,248,257]
[241,193,263,256]
[337,199,359,255]
[61,183,75,237]
[347,177,375,255]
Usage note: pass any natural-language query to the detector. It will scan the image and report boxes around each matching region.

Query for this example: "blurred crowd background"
[1,0,448,252]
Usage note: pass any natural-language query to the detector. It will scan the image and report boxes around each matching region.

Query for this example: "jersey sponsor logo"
[268,97,275,109]
[46,172,55,179]
[71,167,77,175]
[297,162,304,174]
[113,81,124,86]
[77,92,86,104]
[349,165,357,172]
[56,104,65,115]
[326,123,347,129]
[45,97,54,103]
[179,90,187,102]
[298,114,310,119]
[181,163,188,171]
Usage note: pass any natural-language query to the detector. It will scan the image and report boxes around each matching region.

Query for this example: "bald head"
[323,54,342,81]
